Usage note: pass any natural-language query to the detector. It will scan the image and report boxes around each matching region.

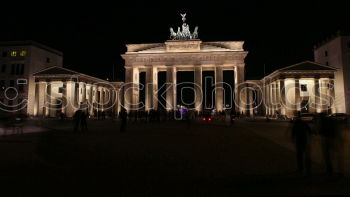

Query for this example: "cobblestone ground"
[0,119,349,196]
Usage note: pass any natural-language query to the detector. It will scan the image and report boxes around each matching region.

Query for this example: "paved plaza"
[1,118,350,196]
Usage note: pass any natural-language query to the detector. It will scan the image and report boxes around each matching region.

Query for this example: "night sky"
[1,0,349,81]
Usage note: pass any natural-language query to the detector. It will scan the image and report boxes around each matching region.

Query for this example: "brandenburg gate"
[121,14,248,113]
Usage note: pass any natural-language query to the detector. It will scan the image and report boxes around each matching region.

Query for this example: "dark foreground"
[0,119,350,196]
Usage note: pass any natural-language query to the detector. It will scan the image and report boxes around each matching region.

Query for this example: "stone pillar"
[92,85,98,116]
[269,83,273,115]
[295,79,300,112]
[234,66,245,113]
[215,66,223,112]
[124,67,132,112]
[314,78,320,113]
[86,83,93,116]
[44,82,51,117]
[194,65,203,112]
[64,80,76,118]
[329,78,336,113]
[124,67,139,111]
[273,82,278,115]
[34,81,46,117]
[115,88,122,116]
[82,82,87,103]
[166,66,176,111]
[264,82,268,115]
[266,83,271,115]
[279,79,286,115]
[145,67,154,111]
[132,68,140,111]
[99,87,104,112]
[249,89,254,117]
[61,81,67,114]
[152,66,158,110]
[275,81,280,114]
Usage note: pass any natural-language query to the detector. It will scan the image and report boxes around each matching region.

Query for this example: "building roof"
[125,40,245,54]
[34,66,109,83]
[278,61,336,72]
[262,61,336,81]
[0,40,63,56]
[34,66,79,75]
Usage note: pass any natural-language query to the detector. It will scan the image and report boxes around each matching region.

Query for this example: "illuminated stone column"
[124,67,132,112]
[152,66,158,110]
[266,83,271,115]
[273,82,278,115]
[275,81,280,114]
[92,84,98,115]
[295,79,300,112]
[215,66,223,112]
[269,83,274,115]
[133,68,140,111]
[145,66,157,111]
[234,66,245,113]
[166,66,176,111]
[249,89,254,117]
[86,83,93,116]
[194,65,202,112]
[279,79,286,115]
[319,79,327,112]
[99,87,104,112]
[124,67,139,111]
[105,88,113,112]
[81,82,87,103]
[34,81,47,117]
[329,78,336,113]
[61,81,67,114]
[284,78,295,117]
[113,89,120,117]
[264,82,268,115]
[44,81,51,117]
[65,80,76,118]
[314,78,320,113]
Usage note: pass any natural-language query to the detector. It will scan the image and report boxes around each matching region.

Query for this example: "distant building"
[0,41,63,115]
[32,66,123,118]
[314,32,350,113]
[245,61,336,118]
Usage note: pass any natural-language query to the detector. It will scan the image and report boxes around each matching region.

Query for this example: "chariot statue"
[169,13,199,40]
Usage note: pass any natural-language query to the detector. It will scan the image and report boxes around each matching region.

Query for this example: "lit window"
[20,50,27,56]
[301,84,307,92]
[10,51,17,57]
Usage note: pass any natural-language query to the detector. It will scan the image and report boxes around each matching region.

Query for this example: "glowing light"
[20,50,26,56]
[10,51,17,57]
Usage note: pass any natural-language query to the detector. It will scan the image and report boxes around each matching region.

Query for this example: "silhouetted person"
[80,111,88,132]
[291,112,312,174]
[318,113,344,175]
[119,108,127,132]
[73,109,82,132]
